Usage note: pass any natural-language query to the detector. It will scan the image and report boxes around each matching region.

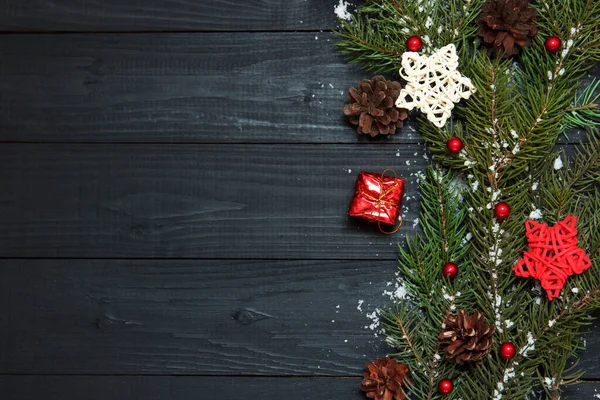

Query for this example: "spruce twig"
[336,1,600,398]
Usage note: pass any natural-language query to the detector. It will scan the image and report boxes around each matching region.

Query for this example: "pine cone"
[476,0,539,57]
[360,357,410,400]
[344,76,409,137]
[438,310,495,364]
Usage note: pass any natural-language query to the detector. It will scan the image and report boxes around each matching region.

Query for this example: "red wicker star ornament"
[513,216,592,300]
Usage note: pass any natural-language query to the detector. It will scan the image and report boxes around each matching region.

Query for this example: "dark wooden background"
[0,1,599,398]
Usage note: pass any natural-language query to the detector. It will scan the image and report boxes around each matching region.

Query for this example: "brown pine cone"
[344,76,409,137]
[476,0,539,57]
[360,357,410,400]
[438,310,495,364]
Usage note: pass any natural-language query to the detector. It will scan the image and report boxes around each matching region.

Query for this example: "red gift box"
[349,170,405,230]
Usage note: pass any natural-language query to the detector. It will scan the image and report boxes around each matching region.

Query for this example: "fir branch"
[397,315,426,366]
[338,1,600,398]
[565,79,600,130]
[382,167,472,399]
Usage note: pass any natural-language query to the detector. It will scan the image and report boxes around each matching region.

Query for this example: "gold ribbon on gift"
[357,168,404,235]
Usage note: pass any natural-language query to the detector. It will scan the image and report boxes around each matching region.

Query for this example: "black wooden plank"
[0,259,398,375]
[0,376,597,400]
[0,143,426,260]
[0,33,595,144]
[0,32,412,144]
[1,259,599,378]
[0,0,359,32]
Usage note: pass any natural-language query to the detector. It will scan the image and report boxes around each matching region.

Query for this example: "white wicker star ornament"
[395,44,476,128]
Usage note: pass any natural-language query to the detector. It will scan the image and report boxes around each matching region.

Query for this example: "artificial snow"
[334,0,352,21]
[383,279,409,301]
[460,232,473,246]
[562,39,574,58]
[520,332,536,357]
[357,299,364,312]
[365,309,381,333]
[529,208,543,220]
[554,156,563,170]
[491,190,501,202]
[442,288,455,301]
[543,377,555,389]
[503,368,516,384]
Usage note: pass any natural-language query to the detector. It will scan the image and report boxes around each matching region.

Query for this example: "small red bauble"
[499,342,517,360]
[442,262,459,279]
[494,202,511,219]
[446,137,464,154]
[438,379,454,395]
[545,36,562,53]
[406,35,423,52]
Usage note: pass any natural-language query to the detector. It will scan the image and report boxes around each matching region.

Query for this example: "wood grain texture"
[0,33,593,144]
[0,376,598,399]
[0,32,403,144]
[0,143,428,260]
[0,0,359,32]
[0,259,403,375]
[1,259,599,378]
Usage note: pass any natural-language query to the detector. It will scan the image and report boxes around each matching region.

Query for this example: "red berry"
[545,36,562,53]
[438,379,454,395]
[406,35,423,52]
[499,342,517,360]
[446,137,464,154]
[494,202,511,219]
[442,262,459,279]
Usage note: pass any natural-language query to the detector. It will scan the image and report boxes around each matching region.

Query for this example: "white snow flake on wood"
[396,44,476,128]
[334,0,352,21]
[357,299,364,312]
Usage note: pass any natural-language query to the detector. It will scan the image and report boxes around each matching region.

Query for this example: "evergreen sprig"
[337,1,600,399]
[381,167,474,400]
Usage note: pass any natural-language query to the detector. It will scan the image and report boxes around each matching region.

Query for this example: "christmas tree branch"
[565,79,600,129]
[382,167,472,399]
[396,315,426,367]
[338,1,600,398]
